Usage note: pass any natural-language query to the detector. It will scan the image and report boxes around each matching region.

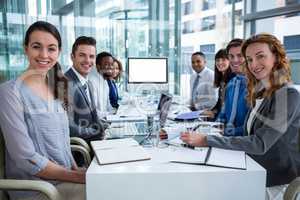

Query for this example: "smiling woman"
[0,21,86,200]
[241,33,291,106]
[181,33,300,200]
[24,31,60,72]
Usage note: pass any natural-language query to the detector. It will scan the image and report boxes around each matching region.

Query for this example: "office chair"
[0,128,90,200]
[70,137,91,167]
[0,129,61,200]
[284,177,300,200]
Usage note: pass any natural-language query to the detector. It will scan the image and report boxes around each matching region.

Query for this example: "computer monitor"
[127,57,168,84]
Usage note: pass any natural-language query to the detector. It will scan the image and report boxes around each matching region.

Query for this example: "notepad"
[91,138,151,165]
[169,147,246,170]
[174,110,203,121]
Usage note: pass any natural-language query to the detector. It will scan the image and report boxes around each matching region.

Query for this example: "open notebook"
[91,138,151,165]
[168,146,246,170]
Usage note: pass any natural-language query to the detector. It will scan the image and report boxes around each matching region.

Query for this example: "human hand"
[202,110,215,119]
[71,168,86,184]
[180,131,208,147]
[159,129,168,140]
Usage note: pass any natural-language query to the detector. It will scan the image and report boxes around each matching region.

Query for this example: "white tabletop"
[86,147,266,200]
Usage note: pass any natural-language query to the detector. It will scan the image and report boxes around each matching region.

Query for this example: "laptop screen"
[157,93,172,127]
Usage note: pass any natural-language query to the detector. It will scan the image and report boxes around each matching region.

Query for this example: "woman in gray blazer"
[181,33,300,200]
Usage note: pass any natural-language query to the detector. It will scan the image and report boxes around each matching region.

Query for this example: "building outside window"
[0,0,299,95]
[202,0,216,11]
[183,20,194,34]
[183,1,193,15]
[201,16,216,31]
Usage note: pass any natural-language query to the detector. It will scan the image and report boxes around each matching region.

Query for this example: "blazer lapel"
[66,68,93,112]
[249,98,268,135]
[87,81,96,109]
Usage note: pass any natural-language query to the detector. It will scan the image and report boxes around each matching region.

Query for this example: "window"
[201,16,216,31]
[202,0,216,11]
[225,0,242,4]
[200,44,215,68]
[235,10,243,25]
[200,44,215,53]
[183,21,194,34]
[182,1,192,15]
[284,35,300,50]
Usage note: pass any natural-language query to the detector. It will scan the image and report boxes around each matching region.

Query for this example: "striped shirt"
[0,79,74,199]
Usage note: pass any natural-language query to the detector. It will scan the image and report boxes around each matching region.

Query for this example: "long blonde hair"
[241,33,291,106]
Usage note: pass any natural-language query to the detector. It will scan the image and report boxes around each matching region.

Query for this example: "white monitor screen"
[128,58,168,83]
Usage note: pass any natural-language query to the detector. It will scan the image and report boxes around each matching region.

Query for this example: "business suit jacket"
[65,68,109,141]
[207,85,300,187]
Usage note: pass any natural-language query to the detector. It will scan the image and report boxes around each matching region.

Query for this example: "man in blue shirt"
[217,38,249,136]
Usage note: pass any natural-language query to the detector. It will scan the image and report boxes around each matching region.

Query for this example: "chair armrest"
[71,145,91,167]
[0,179,61,200]
[284,177,300,200]
[70,137,91,153]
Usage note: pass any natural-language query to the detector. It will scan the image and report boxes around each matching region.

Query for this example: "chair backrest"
[0,128,9,200]
[293,84,300,93]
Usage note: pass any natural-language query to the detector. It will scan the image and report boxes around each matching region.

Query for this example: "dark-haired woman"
[0,21,85,200]
[204,49,233,120]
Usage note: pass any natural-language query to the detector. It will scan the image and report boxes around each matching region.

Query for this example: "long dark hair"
[214,49,232,87]
[24,21,61,49]
[25,21,68,106]
[48,63,69,107]
[113,58,123,81]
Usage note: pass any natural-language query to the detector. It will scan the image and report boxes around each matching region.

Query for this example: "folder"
[169,146,246,170]
[91,138,151,165]
[174,110,203,121]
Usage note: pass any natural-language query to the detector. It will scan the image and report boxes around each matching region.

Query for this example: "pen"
[181,143,195,149]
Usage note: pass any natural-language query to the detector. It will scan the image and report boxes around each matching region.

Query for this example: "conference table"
[86,146,266,200]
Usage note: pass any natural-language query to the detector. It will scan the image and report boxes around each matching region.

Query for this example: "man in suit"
[190,51,217,111]
[65,36,109,143]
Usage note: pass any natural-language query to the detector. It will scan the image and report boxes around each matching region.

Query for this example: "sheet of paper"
[95,146,150,165]
[207,148,246,169]
[91,138,139,150]
[167,147,209,164]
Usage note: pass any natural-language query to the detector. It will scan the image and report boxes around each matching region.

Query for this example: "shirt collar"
[71,66,89,86]
[196,67,207,77]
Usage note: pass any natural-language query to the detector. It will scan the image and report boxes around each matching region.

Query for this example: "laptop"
[108,93,172,138]
[157,93,172,128]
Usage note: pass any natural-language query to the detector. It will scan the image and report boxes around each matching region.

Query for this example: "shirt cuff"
[20,153,49,175]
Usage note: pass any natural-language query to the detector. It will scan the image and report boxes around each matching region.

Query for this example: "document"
[106,114,146,122]
[173,110,203,121]
[91,138,151,165]
[169,146,246,170]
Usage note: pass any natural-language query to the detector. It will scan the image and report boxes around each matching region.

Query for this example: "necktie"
[192,75,200,104]
[107,80,119,108]
[82,83,91,103]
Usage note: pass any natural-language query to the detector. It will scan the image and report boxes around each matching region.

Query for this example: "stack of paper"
[91,138,151,165]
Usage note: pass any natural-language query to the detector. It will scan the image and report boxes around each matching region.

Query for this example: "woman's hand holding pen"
[180,131,208,147]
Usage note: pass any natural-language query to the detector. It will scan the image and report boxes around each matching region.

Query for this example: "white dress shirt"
[190,67,217,110]
[89,67,112,117]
